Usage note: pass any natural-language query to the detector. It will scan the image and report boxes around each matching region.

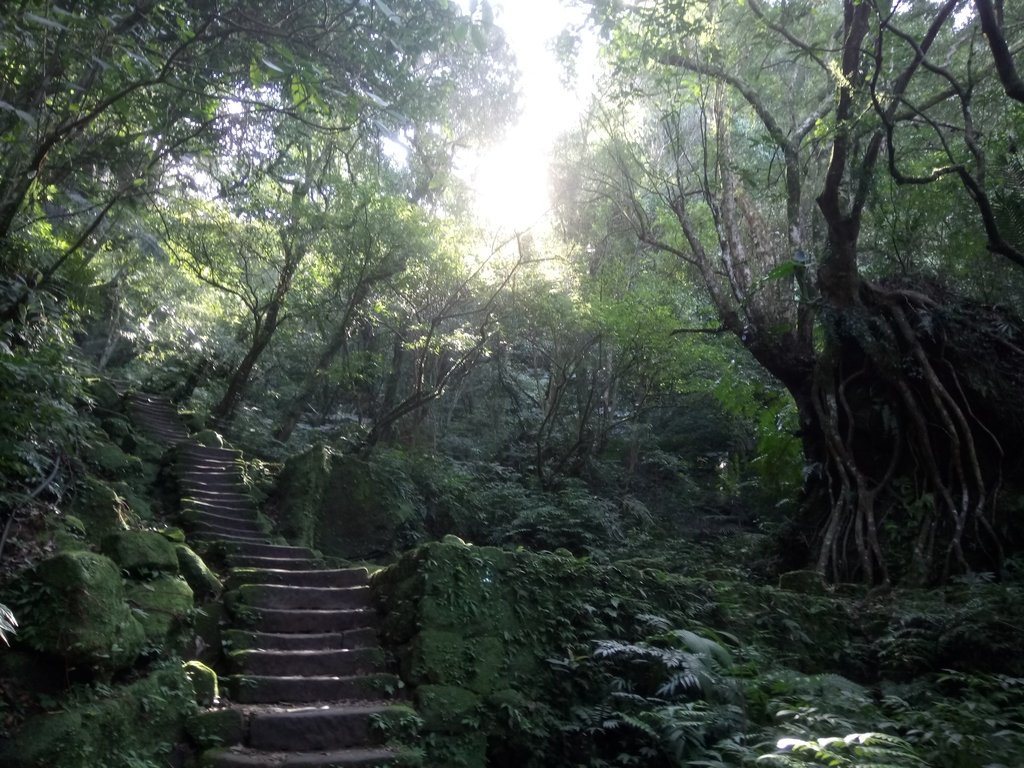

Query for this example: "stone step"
[247,704,386,751]
[225,674,395,704]
[194,526,269,544]
[229,647,382,677]
[225,542,315,559]
[233,584,371,611]
[223,628,378,652]
[241,608,376,634]
[228,568,369,589]
[185,492,254,506]
[195,513,264,535]
[178,445,242,460]
[184,499,258,516]
[181,480,249,493]
[228,556,320,570]
[179,469,245,483]
[201,746,396,768]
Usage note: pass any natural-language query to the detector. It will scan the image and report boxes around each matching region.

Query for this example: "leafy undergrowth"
[375,541,1024,768]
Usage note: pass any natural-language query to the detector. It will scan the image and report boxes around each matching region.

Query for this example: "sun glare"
[461,1,597,234]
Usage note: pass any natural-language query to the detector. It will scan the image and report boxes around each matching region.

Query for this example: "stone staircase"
[127,392,399,767]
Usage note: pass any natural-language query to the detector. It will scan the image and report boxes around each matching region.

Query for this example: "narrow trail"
[126,393,398,767]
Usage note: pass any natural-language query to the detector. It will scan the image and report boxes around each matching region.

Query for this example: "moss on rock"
[186,708,244,749]
[14,551,145,672]
[102,530,179,575]
[415,684,480,733]
[183,660,219,706]
[406,631,506,695]
[195,429,224,447]
[271,443,424,559]
[176,544,222,598]
[125,575,194,647]
[72,476,133,541]
[89,441,144,478]
[0,664,195,768]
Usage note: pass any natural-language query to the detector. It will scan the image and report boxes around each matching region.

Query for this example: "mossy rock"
[108,480,156,518]
[414,684,480,734]
[123,432,165,463]
[195,429,224,448]
[371,704,423,743]
[102,530,179,575]
[72,477,133,541]
[102,416,132,439]
[161,527,187,543]
[13,551,145,672]
[183,660,219,706]
[0,665,194,768]
[423,731,487,768]
[193,602,225,665]
[86,379,122,412]
[186,708,244,749]
[125,575,194,646]
[176,544,222,599]
[406,631,507,695]
[272,444,425,559]
[89,441,144,478]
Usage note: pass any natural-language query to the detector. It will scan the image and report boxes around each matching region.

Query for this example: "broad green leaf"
[23,12,68,31]
[766,261,800,280]
[0,100,37,127]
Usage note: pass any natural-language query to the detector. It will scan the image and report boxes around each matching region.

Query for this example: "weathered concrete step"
[179,476,247,489]
[179,468,245,483]
[194,513,263,534]
[201,746,395,768]
[185,492,253,506]
[229,647,382,677]
[224,557,317,571]
[248,704,386,751]
[241,608,376,634]
[225,541,314,559]
[188,514,262,532]
[232,584,371,610]
[223,627,378,651]
[178,445,242,460]
[225,673,395,704]
[184,499,257,516]
[193,527,269,545]
[228,567,369,589]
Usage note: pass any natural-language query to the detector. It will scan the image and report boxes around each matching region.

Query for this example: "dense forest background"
[2,1,1024,767]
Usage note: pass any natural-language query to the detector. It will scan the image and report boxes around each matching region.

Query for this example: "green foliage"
[0,603,16,645]
[0,663,196,768]
[758,732,925,767]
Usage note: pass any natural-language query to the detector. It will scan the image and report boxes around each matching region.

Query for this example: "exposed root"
[810,282,1018,583]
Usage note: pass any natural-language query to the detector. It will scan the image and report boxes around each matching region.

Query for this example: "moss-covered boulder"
[72,476,133,541]
[13,551,145,672]
[123,432,165,463]
[415,685,480,734]
[102,415,132,440]
[102,530,179,575]
[270,444,424,559]
[183,660,219,706]
[125,575,194,646]
[195,429,224,447]
[186,708,244,749]
[0,664,195,768]
[405,631,506,695]
[88,441,144,478]
[176,544,222,599]
[86,378,122,412]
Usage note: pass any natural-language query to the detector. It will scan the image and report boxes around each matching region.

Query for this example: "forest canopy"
[2,0,1024,589]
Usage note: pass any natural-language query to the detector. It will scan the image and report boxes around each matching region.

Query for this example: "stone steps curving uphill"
[127,393,400,768]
